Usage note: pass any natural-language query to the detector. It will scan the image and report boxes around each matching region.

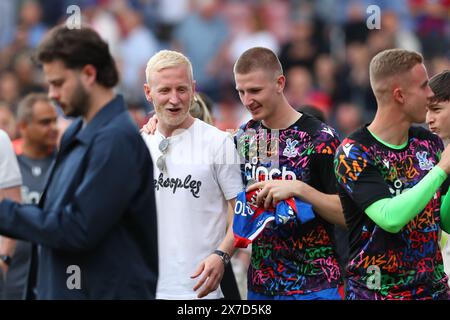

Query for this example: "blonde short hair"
[145,50,194,85]
[369,49,423,97]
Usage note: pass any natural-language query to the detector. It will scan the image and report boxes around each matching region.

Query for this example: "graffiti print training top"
[235,112,342,296]
[334,125,450,300]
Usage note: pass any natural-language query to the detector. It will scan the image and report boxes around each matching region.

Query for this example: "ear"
[81,64,97,86]
[392,86,404,104]
[276,75,285,93]
[191,80,196,95]
[18,120,28,136]
[143,83,152,102]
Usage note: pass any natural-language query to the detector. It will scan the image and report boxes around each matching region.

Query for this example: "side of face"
[22,100,58,149]
[426,100,450,139]
[43,59,94,118]
[234,68,284,122]
[144,64,195,130]
[399,63,434,124]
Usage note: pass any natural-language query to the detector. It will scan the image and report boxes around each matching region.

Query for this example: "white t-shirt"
[0,129,22,189]
[142,119,243,299]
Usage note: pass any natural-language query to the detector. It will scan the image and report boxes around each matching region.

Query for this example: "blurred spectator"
[285,65,333,119]
[304,91,332,120]
[12,51,45,97]
[334,42,376,117]
[0,103,17,140]
[409,0,450,58]
[285,66,314,107]
[314,54,337,98]
[429,54,450,76]
[173,0,229,101]
[116,5,159,106]
[0,71,21,113]
[151,0,190,45]
[85,1,121,58]
[19,0,48,49]
[279,14,323,74]
[127,102,148,129]
[226,3,279,64]
[333,102,364,138]
[381,10,422,52]
[40,0,65,26]
[0,0,17,49]
[258,0,291,45]
[366,30,395,57]
[0,26,30,72]
[343,1,369,45]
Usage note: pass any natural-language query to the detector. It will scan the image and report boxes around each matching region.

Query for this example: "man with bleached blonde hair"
[141,50,243,300]
[335,48,450,299]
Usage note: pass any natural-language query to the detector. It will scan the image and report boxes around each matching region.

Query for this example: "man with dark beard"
[0,26,158,299]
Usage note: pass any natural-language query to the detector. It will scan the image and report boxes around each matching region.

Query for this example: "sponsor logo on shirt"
[244,162,297,181]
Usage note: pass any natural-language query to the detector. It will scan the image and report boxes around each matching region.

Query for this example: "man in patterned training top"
[334,49,450,299]
[233,47,346,300]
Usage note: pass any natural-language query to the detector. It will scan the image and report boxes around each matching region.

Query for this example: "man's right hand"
[438,143,450,174]
[140,114,158,135]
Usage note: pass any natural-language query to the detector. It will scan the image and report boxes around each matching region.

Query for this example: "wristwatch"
[0,255,12,266]
[213,249,231,267]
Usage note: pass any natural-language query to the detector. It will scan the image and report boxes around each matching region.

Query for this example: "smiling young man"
[142,50,243,300]
[233,47,345,300]
[335,50,450,300]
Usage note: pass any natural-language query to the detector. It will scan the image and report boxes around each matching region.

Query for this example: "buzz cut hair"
[145,50,194,85]
[233,47,283,79]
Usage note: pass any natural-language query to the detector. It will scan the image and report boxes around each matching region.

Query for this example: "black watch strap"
[213,249,230,267]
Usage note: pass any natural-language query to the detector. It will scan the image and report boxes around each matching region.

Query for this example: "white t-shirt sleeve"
[213,133,243,200]
[0,130,22,189]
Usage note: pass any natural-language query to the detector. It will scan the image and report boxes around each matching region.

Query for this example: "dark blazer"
[0,95,158,299]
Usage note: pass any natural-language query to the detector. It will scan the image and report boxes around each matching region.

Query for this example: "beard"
[155,99,193,128]
[65,79,90,118]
